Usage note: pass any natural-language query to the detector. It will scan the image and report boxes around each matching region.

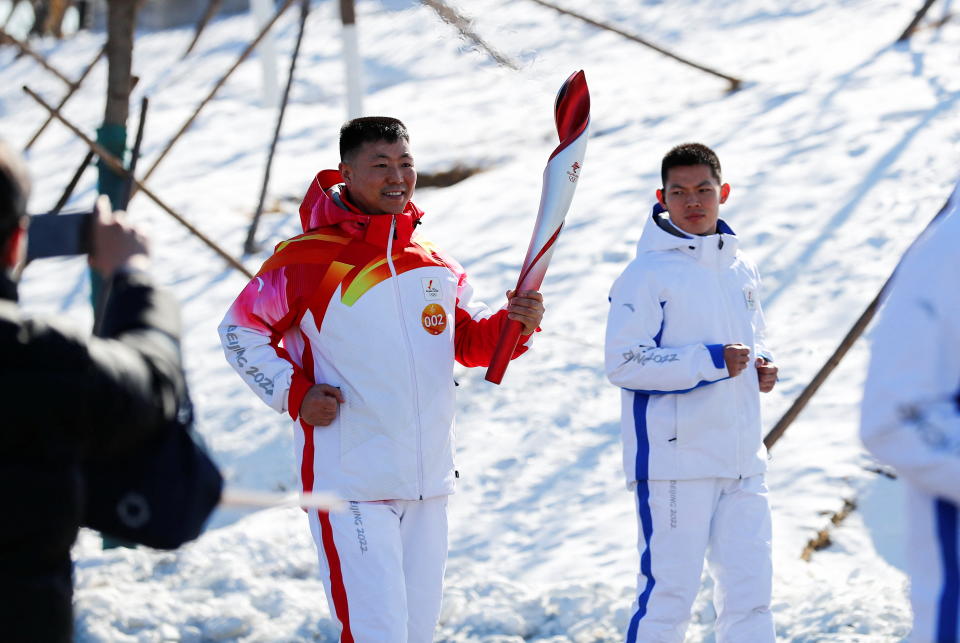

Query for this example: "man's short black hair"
[0,141,29,247]
[339,116,409,162]
[661,142,722,187]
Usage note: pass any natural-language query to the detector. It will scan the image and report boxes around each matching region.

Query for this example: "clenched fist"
[723,343,751,377]
[756,358,778,393]
[299,383,344,426]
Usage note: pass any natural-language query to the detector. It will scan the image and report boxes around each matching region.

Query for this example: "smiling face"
[339,139,416,215]
[656,164,730,236]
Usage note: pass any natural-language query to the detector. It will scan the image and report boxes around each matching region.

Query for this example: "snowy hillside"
[3,0,960,640]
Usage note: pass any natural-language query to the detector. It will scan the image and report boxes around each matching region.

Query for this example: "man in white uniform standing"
[605,143,778,642]
[860,179,960,643]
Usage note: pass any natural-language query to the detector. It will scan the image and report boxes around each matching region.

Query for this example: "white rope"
[219,487,345,512]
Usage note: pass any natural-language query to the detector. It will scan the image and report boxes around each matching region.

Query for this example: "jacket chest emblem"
[421,278,442,301]
[743,286,757,310]
[421,304,448,335]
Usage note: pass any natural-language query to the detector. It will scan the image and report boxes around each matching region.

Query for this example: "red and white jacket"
[219,170,530,501]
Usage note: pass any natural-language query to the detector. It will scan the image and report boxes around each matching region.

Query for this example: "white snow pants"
[906,486,960,643]
[625,474,775,643]
[307,496,448,642]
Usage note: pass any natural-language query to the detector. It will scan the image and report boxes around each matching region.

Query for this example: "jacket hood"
[298,169,424,237]
[636,203,737,259]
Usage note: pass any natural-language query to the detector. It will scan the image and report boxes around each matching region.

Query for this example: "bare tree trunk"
[44,0,69,38]
[77,0,92,31]
[29,0,48,37]
[104,0,136,129]
[94,0,140,414]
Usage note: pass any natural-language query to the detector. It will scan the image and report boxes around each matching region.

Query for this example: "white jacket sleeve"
[860,224,960,505]
[605,263,729,393]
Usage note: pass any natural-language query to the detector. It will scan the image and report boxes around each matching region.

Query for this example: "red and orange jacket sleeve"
[451,269,532,368]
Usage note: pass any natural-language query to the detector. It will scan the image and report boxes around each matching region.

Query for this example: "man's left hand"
[506,290,544,336]
[756,358,778,393]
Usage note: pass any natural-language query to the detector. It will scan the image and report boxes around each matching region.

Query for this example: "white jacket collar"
[635,204,739,267]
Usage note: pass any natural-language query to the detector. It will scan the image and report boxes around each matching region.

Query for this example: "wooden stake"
[24,45,107,152]
[0,26,74,85]
[524,0,742,91]
[51,150,95,214]
[132,0,298,198]
[245,0,310,255]
[763,290,882,450]
[420,0,520,71]
[122,95,149,208]
[764,189,957,450]
[182,0,225,59]
[24,85,254,280]
[897,0,940,42]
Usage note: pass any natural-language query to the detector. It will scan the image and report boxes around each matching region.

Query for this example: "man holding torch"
[219,116,543,641]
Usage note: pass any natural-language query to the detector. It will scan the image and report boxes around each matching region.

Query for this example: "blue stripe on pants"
[936,498,959,642]
[627,393,655,642]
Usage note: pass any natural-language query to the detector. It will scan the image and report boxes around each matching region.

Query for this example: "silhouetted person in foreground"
[0,141,185,643]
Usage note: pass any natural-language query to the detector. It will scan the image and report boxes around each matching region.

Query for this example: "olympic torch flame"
[485,71,591,384]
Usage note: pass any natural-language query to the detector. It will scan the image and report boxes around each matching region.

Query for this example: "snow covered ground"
[3,0,959,640]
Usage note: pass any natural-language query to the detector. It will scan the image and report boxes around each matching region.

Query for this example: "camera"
[26,210,93,262]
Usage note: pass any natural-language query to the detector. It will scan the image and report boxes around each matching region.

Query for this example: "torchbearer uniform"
[860,191,960,643]
[605,205,776,643]
[219,170,532,642]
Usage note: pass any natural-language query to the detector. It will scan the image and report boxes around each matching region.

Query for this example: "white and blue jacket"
[860,186,960,505]
[605,207,772,484]
[859,182,960,643]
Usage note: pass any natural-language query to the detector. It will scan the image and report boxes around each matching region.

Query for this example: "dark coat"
[0,269,184,643]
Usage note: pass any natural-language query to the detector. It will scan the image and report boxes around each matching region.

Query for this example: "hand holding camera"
[89,195,149,277]
[26,195,150,277]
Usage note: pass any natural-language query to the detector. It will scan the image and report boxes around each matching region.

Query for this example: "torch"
[485,70,591,384]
